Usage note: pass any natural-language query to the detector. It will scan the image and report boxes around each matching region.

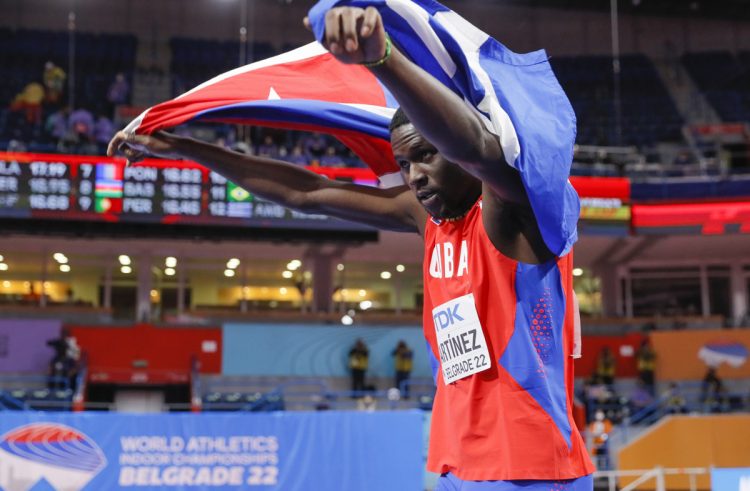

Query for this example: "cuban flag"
[308,0,580,256]
[126,0,579,255]
[124,43,404,187]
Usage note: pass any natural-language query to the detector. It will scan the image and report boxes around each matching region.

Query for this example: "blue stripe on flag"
[194,100,393,140]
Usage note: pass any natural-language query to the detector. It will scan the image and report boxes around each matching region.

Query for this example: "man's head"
[389,108,481,219]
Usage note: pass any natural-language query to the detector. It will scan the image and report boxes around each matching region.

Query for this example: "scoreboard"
[0,152,379,239]
[0,152,634,239]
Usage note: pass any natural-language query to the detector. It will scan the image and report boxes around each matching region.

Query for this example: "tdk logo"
[433,303,464,329]
[0,423,107,491]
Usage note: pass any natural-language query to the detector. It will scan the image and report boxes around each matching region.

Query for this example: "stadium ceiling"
[497,0,750,21]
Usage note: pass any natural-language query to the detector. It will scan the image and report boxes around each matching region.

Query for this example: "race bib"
[432,293,491,384]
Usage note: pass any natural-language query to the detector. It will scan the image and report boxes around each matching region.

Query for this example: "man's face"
[391,123,481,219]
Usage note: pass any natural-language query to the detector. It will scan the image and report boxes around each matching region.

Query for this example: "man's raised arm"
[316,7,528,205]
[107,131,424,233]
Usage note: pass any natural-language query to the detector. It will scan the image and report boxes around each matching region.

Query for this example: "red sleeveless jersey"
[422,199,594,481]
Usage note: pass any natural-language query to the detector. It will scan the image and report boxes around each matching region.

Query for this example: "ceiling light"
[53,253,67,263]
[359,300,372,310]
[118,255,131,266]
[358,289,366,297]
[164,268,176,276]
[0,255,4,262]
[165,257,177,268]
[59,264,71,272]
[0,263,8,271]
[396,264,405,273]
[224,269,235,277]
[150,289,158,297]
[341,314,354,326]
[279,287,288,295]
[227,258,240,269]
[282,270,293,279]
[572,268,584,277]
[380,271,392,280]
[120,265,132,274]
[336,263,345,271]
[289,259,302,269]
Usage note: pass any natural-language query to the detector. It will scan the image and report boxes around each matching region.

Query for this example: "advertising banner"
[0,410,424,491]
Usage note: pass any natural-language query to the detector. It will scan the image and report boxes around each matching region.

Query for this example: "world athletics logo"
[0,423,107,491]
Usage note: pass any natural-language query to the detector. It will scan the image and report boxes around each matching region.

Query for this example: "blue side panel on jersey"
[426,340,440,384]
[499,262,571,448]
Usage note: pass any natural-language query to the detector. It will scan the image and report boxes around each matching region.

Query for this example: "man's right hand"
[307,6,388,66]
[106,131,184,165]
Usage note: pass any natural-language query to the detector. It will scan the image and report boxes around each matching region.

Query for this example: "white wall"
[0,0,749,59]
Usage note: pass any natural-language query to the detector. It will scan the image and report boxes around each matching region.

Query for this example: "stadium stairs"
[650,57,721,126]
[589,377,750,472]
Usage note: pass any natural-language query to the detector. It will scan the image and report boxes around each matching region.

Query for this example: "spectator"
[357,393,377,412]
[257,135,279,159]
[230,141,253,155]
[320,146,345,168]
[43,61,66,106]
[301,132,327,162]
[588,409,612,470]
[348,338,369,395]
[10,82,45,125]
[106,72,130,116]
[45,106,70,145]
[392,340,413,397]
[701,367,726,413]
[7,139,28,153]
[285,145,309,166]
[636,339,656,395]
[584,375,613,422]
[595,346,616,386]
[663,382,687,414]
[46,327,80,391]
[68,107,95,152]
[94,113,115,154]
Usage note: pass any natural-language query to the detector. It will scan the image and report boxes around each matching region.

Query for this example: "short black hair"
[388,107,411,134]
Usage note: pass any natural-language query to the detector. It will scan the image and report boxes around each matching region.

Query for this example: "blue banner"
[712,468,750,491]
[0,410,424,491]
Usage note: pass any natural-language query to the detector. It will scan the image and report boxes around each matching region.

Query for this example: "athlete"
[108,6,594,489]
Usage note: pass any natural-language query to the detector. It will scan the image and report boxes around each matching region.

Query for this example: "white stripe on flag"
[343,103,397,120]
[433,10,521,168]
[378,171,405,188]
[123,108,150,134]
[385,0,456,77]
